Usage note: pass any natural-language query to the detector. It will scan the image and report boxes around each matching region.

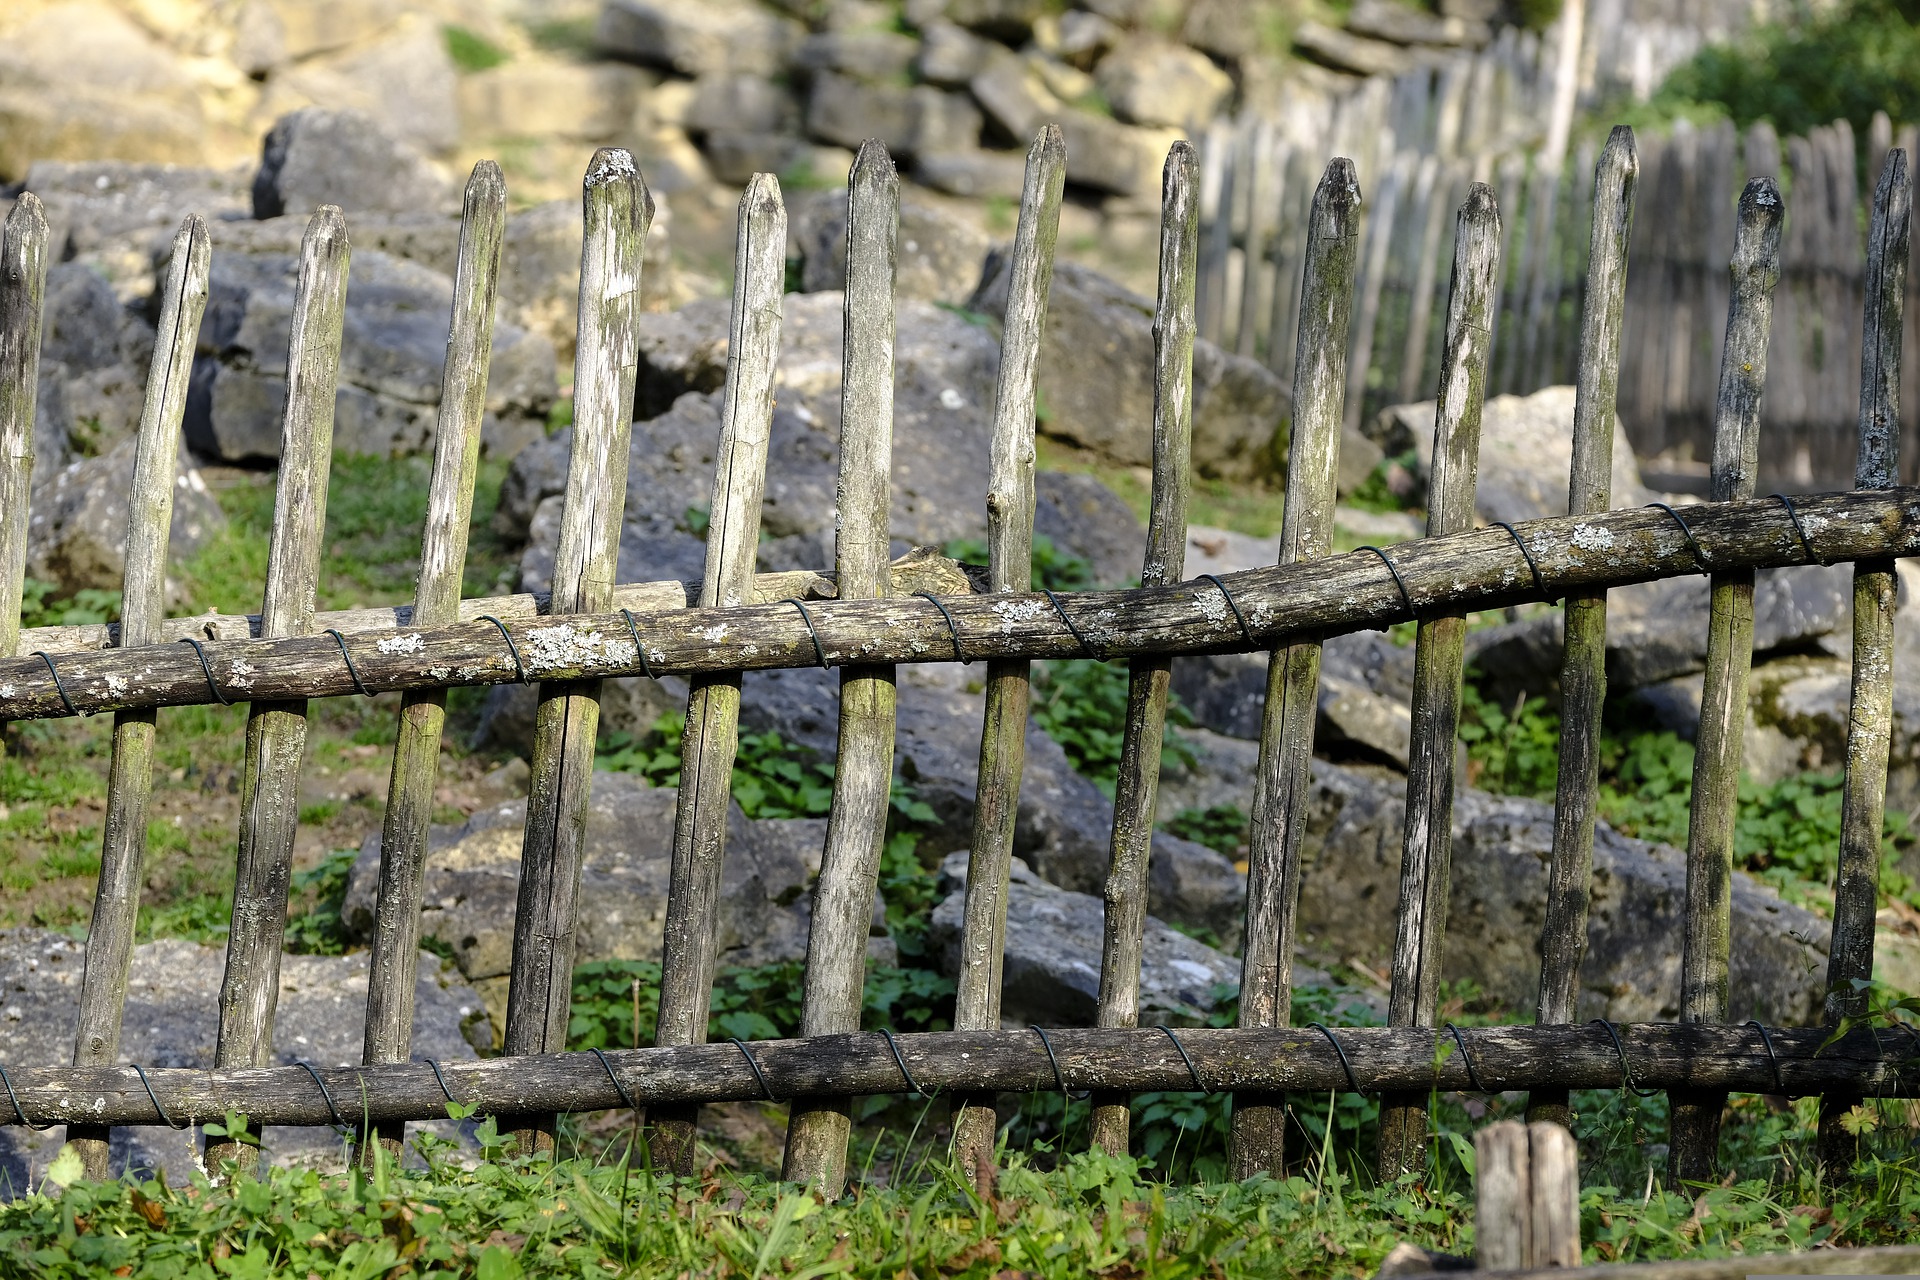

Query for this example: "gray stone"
[787,189,992,306]
[251,108,452,220]
[1056,10,1122,64]
[1032,470,1145,588]
[1056,111,1184,198]
[1093,38,1233,129]
[187,247,555,462]
[915,149,1029,199]
[915,20,991,86]
[1346,0,1489,46]
[942,0,1049,41]
[806,71,918,154]
[909,87,986,156]
[25,439,226,599]
[795,30,920,81]
[685,73,800,138]
[33,262,157,461]
[1293,20,1418,77]
[968,47,1057,142]
[969,258,1289,480]
[1172,631,1416,766]
[703,132,808,186]
[22,160,250,262]
[596,0,802,77]
[0,929,486,1189]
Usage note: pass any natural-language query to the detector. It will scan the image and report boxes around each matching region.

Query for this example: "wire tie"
[1158,1026,1207,1092]
[294,1060,349,1128]
[0,1063,50,1130]
[1307,1022,1362,1093]
[476,615,528,682]
[618,609,657,679]
[1354,546,1415,625]
[915,591,969,664]
[1039,589,1094,658]
[419,1057,460,1107]
[1768,493,1816,562]
[1646,502,1710,569]
[1589,1019,1660,1097]
[589,1046,641,1112]
[780,598,830,669]
[30,651,78,717]
[322,629,373,696]
[1444,1023,1487,1092]
[132,1063,188,1130]
[1029,1025,1090,1100]
[728,1038,779,1102]
[178,637,233,705]
[1195,573,1253,646]
[877,1028,928,1096]
[1744,1020,1786,1094]
[1490,521,1554,603]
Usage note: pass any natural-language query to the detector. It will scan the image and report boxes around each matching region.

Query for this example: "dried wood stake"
[783,141,900,1190]
[1669,176,1784,1188]
[360,162,507,1160]
[1530,127,1638,1128]
[0,194,47,666]
[68,217,210,1181]
[1474,1121,1581,1270]
[1376,184,1502,1182]
[207,206,350,1175]
[951,125,1066,1186]
[650,173,786,1174]
[502,150,652,1156]
[1819,148,1911,1176]
[1227,158,1362,1181]
[1089,142,1199,1157]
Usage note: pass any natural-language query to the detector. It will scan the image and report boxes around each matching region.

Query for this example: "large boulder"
[969,259,1289,481]
[1093,38,1233,129]
[0,928,486,1187]
[23,161,250,267]
[787,189,992,306]
[187,244,556,461]
[251,108,452,220]
[261,19,460,158]
[596,0,802,78]
[26,439,226,599]
[34,262,158,461]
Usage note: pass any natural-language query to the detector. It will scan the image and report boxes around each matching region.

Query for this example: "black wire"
[1444,1023,1487,1092]
[1646,502,1710,569]
[1767,493,1817,562]
[30,651,78,717]
[877,1028,928,1096]
[728,1038,779,1102]
[476,615,528,682]
[178,637,233,705]
[1354,546,1415,623]
[1195,573,1253,646]
[1490,521,1553,603]
[0,1064,51,1130]
[1307,1022,1362,1093]
[1029,1026,1090,1100]
[1745,1020,1786,1094]
[914,591,969,664]
[419,1057,460,1106]
[1157,1026,1206,1092]
[132,1063,189,1129]
[619,609,656,679]
[323,629,373,696]
[1039,589,1093,657]
[780,598,830,668]
[589,1047,641,1112]
[294,1060,349,1128]
[1589,1019,1661,1097]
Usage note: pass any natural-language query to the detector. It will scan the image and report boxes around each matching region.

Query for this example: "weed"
[942,534,1094,591]
[1030,659,1196,797]
[283,846,357,956]
[1164,803,1249,860]
[443,23,508,73]
[19,579,118,629]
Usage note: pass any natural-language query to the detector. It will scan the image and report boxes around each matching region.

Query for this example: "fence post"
[1670,177,1785,1188]
[1089,142,1199,1157]
[1226,158,1361,1181]
[360,162,508,1160]
[1818,148,1911,1176]
[649,173,786,1174]
[67,216,211,1181]
[1529,128,1638,1126]
[501,151,651,1156]
[207,206,350,1176]
[1475,1120,1582,1270]
[1375,185,1501,1181]
[950,125,1066,1188]
[782,141,901,1191]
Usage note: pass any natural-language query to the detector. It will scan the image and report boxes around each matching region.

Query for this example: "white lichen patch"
[700,623,730,642]
[1570,523,1615,551]
[1194,589,1231,623]
[1,683,18,699]
[377,633,425,655]
[104,673,128,695]
[525,624,609,669]
[991,598,1049,632]
[427,666,452,680]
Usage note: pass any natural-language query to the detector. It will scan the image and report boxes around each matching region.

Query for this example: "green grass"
[443,23,509,73]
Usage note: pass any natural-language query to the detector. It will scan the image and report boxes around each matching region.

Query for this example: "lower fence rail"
[4,1022,1915,1131]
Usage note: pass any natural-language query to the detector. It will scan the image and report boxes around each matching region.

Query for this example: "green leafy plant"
[283,847,357,955]
[942,534,1096,593]
[1163,804,1248,860]
[18,579,119,630]
[1029,659,1197,797]
[443,23,508,73]
[1458,677,1562,798]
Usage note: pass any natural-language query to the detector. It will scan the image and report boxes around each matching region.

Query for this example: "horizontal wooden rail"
[1,1022,1914,1129]
[0,489,1910,723]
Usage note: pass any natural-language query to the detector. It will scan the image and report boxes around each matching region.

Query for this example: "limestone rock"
[1293,20,1417,77]
[26,439,226,598]
[915,149,1029,199]
[457,60,653,143]
[251,108,452,220]
[1346,0,1490,47]
[24,161,250,264]
[787,189,991,306]
[1094,38,1233,129]
[233,0,398,73]
[597,0,802,78]
[806,71,919,154]
[264,19,460,157]
[795,30,920,81]
[686,73,800,138]
[916,20,992,86]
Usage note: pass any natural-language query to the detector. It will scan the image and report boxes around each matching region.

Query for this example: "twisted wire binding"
[1307,1022,1362,1092]
[619,609,656,679]
[1767,493,1817,562]
[728,1038,779,1102]
[419,1057,461,1106]
[1444,1023,1487,1092]
[780,598,830,668]
[31,650,77,716]
[1158,1026,1207,1092]
[1029,1026,1090,1100]
[133,1063,189,1129]
[1490,521,1553,603]
[1590,1019,1661,1097]
[179,637,233,705]
[1354,546,1415,624]
[323,629,373,696]
[915,591,968,664]
[476,615,528,682]
[294,1060,349,1128]
[1646,502,1710,569]
[1039,588,1094,657]
[1195,573,1253,646]
[1745,1020,1786,1094]
[0,1063,51,1129]
[878,1028,928,1096]
[589,1047,641,1111]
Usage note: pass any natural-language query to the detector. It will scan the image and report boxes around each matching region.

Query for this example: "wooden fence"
[1199,82,1920,492]
[0,120,1916,1225]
